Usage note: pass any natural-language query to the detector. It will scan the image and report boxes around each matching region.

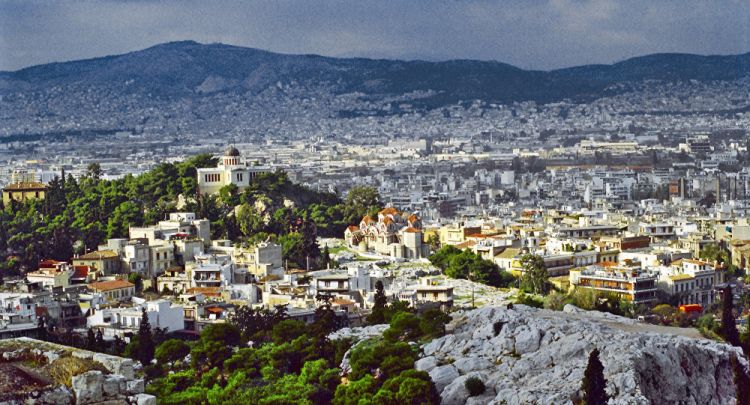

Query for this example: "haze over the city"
[1,0,749,71]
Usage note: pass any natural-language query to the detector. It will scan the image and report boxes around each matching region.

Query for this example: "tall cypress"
[137,308,155,365]
[581,348,608,405]
[721,285,740,346]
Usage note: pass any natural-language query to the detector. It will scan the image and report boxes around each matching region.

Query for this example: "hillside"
[1,41,749,139]
[2,41,749,106]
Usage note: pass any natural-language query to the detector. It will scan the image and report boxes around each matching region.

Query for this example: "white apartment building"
[87,299,185,340]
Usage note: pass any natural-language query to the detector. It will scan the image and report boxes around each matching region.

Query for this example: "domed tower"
[222,146,242,167]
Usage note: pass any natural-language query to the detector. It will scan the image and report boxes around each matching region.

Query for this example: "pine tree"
[581,348,608,405]
[721,285,741,346]
[732,355,750,405]
[136,308,155,365]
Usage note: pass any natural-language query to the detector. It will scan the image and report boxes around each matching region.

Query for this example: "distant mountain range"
[1,41,749,108]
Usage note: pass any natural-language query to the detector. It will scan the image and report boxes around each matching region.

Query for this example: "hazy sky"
[1,0,749,71]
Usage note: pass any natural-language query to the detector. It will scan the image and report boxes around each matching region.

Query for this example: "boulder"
[428,364,460,393]
[72,370,104,404]
[125,378,145,395]
[415,356,439,372]
[130,393,157,405]
[103,374,127,398]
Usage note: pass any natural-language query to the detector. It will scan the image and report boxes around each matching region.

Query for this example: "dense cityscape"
[2,3,750,404]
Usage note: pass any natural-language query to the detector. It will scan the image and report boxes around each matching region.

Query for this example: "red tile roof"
[88,279,134,292]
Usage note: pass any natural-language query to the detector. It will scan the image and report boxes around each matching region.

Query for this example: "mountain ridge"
[1,40,749,110]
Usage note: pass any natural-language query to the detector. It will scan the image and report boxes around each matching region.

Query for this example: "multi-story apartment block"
[569,264,659,305]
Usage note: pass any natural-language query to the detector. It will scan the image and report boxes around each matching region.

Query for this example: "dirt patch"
[0,363,51,393]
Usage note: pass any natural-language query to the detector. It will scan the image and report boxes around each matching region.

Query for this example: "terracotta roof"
[89,279,134,292]
[361,215,375,224]
[403,227,421,233]
[72,266,91,279]
[205,306,225,314]
[383,217,394,225]
[3,182,47,191]
[495,248,520,259]
[38,259,66,268]
[455,240,477,249]
[379,207,400,216]
[346,225,359,232]
[669,274,695,281]
[77,250,120,260]
[408,214,419,223]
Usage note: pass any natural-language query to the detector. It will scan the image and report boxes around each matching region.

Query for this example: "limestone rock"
[72,370,104,404]
[130,393,157,405]
[418,305,744,405]
[415,356,439,372]
[429,364,460,393]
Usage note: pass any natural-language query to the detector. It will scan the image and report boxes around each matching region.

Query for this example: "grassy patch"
[46,357,109,387]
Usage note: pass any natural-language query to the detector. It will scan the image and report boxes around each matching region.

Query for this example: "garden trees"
[191,323,242,372]
[342,186,382,225]
[155,339,190,367]
[429,246,515,288]
[519,253,549,294]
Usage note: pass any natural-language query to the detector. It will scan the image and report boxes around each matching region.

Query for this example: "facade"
[569,264,659,305]
[398,277,454,310]
[2,181,47,206]
[187,254,235,288]
[26,260,73,289]
[0,293,41,339]
[73,250,122,276]
[196,147,271,195]
[88,280,136,302]
[87,299,185,339]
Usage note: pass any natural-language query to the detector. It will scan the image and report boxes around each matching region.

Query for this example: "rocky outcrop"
[421,305,745,405]
[0,338,154,405]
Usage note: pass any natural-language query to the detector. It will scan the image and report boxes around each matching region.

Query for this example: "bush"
[464,376,486,397]
[514,292,544,308]
[47,356,108,387]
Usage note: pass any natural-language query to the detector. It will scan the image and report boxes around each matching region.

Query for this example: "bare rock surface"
[422,305,745,405]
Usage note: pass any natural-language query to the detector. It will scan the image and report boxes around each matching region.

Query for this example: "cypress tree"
[368,280,387,324]
[95,329,105,352]
[581,348,608,405]
[721,285,740,346]
[136,308,155,365]
[86,328,96,350]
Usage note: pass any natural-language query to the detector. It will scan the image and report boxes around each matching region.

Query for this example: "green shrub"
[464,376,486,397]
